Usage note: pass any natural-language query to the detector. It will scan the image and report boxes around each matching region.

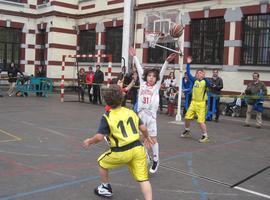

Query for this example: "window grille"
[78,30,96,62]
[190,17,224,65]
[241,14,270,65]
[105,27,123,63]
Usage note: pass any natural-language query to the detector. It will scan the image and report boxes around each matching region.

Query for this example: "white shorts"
[139,111,157,137]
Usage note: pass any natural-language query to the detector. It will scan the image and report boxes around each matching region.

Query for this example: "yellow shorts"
[185,101,206,123]
[98,145,148,182]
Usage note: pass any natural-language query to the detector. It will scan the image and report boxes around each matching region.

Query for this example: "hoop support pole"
[154,43,183,56]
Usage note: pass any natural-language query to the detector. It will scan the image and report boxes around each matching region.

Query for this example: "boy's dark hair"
[253,72,259,77]
[101,84,123,108]
[142,68,160,82]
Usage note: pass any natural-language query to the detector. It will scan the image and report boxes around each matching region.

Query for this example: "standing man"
[36,66,46,97]
[86,66,94,103]
[244,72,267,128]
[209,69,223,122]
[7,61,23,96]
[93,65,104,104]
[181,56,212,143]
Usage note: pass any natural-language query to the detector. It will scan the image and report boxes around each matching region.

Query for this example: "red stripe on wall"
[50,27,77,34]
[28,29,35,34]
[27,61,34,65]
[101,32,106,45]
[81,4,95,10]
[107,0,124,5]
[234,47,241,65]
[49,43,77,50]
[29,4,36,9]
[224,22,230,40]
[135,43,140,48]
[48,61,75,66]
[20,48,25,62]
[235,21,242,40]
[189,10,204,19]
[28,45,35,49]
[183,48,190,64]
[51,1,79,9]
[223,47,229,65]
[20,64,25,72]
[241,5,260,15]
[0,20,5,27]
[184,25,190,42]
[209,9,226,18]
[11,22,24,29]
[21,33,26,44]
[136,24,142,29]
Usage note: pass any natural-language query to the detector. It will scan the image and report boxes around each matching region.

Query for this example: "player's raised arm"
[129,47,143,82]
[158,53,177,84]
[186,56,195,82]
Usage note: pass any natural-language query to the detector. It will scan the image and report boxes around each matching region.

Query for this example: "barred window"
[190,17,224,64]
[105,27,122,63]
[0,27,21,70]
[78,30,96,62]
[241,14,270,65]
[148,43,175,64]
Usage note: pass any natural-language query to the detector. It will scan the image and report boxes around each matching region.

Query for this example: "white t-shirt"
[133,56,168,119]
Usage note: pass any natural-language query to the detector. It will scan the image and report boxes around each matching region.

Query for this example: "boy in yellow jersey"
[181,56,213,143]
[83,84,154,200]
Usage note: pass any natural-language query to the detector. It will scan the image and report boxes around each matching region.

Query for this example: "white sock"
[152,143,159,162]
[185,127,190,131]
[203,133,208,137]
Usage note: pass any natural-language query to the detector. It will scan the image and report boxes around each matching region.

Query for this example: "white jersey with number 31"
[133,56,168,119]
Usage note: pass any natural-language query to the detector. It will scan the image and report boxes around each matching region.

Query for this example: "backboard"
[144,10,181,44]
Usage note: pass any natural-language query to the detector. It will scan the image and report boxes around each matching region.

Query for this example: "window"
[78,30,96,62]
[148,43,175,63]
[190,17,224,64]
[105,27,122,63]
[0,27,21,70]
[241,14,270,65]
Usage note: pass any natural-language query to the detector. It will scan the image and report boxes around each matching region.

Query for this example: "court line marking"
[0,135,268,199]
[234,186,270,199]
[160,164,270,199]
[0,129,21,143]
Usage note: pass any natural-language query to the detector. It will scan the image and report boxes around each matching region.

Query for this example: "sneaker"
[199,135,210,143]
[181,130,191,137]
[94,183,113,198]
[149,160,159,174]
[243,124,250,127]
[256,125,261,129]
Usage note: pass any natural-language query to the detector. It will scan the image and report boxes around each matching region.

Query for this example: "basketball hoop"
[145,31,163,48]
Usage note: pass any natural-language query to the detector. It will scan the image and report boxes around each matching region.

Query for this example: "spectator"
[164,71,176,88]
[182,72,192,115]
[244,72,267,128]
[7,62,23,96]
[86,66,94,103]
[77,68,86,102]
[209,69,223,122]
[129,70,140,111]
[93,65,104,104]
[36,66,46,97]
[164,87,177,116]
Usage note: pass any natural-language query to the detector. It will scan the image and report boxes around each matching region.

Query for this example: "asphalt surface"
[0,94,269,200]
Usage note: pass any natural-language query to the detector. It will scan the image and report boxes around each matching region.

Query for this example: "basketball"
[170,24,184,38]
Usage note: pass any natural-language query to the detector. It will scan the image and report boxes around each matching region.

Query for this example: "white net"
[145,32,161,48]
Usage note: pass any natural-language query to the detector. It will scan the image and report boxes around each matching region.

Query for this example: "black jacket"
[93,70,104,84]
[210,76,223,95]
[8,66,23,83]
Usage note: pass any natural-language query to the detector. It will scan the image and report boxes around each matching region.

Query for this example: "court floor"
[0,94,269,200]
